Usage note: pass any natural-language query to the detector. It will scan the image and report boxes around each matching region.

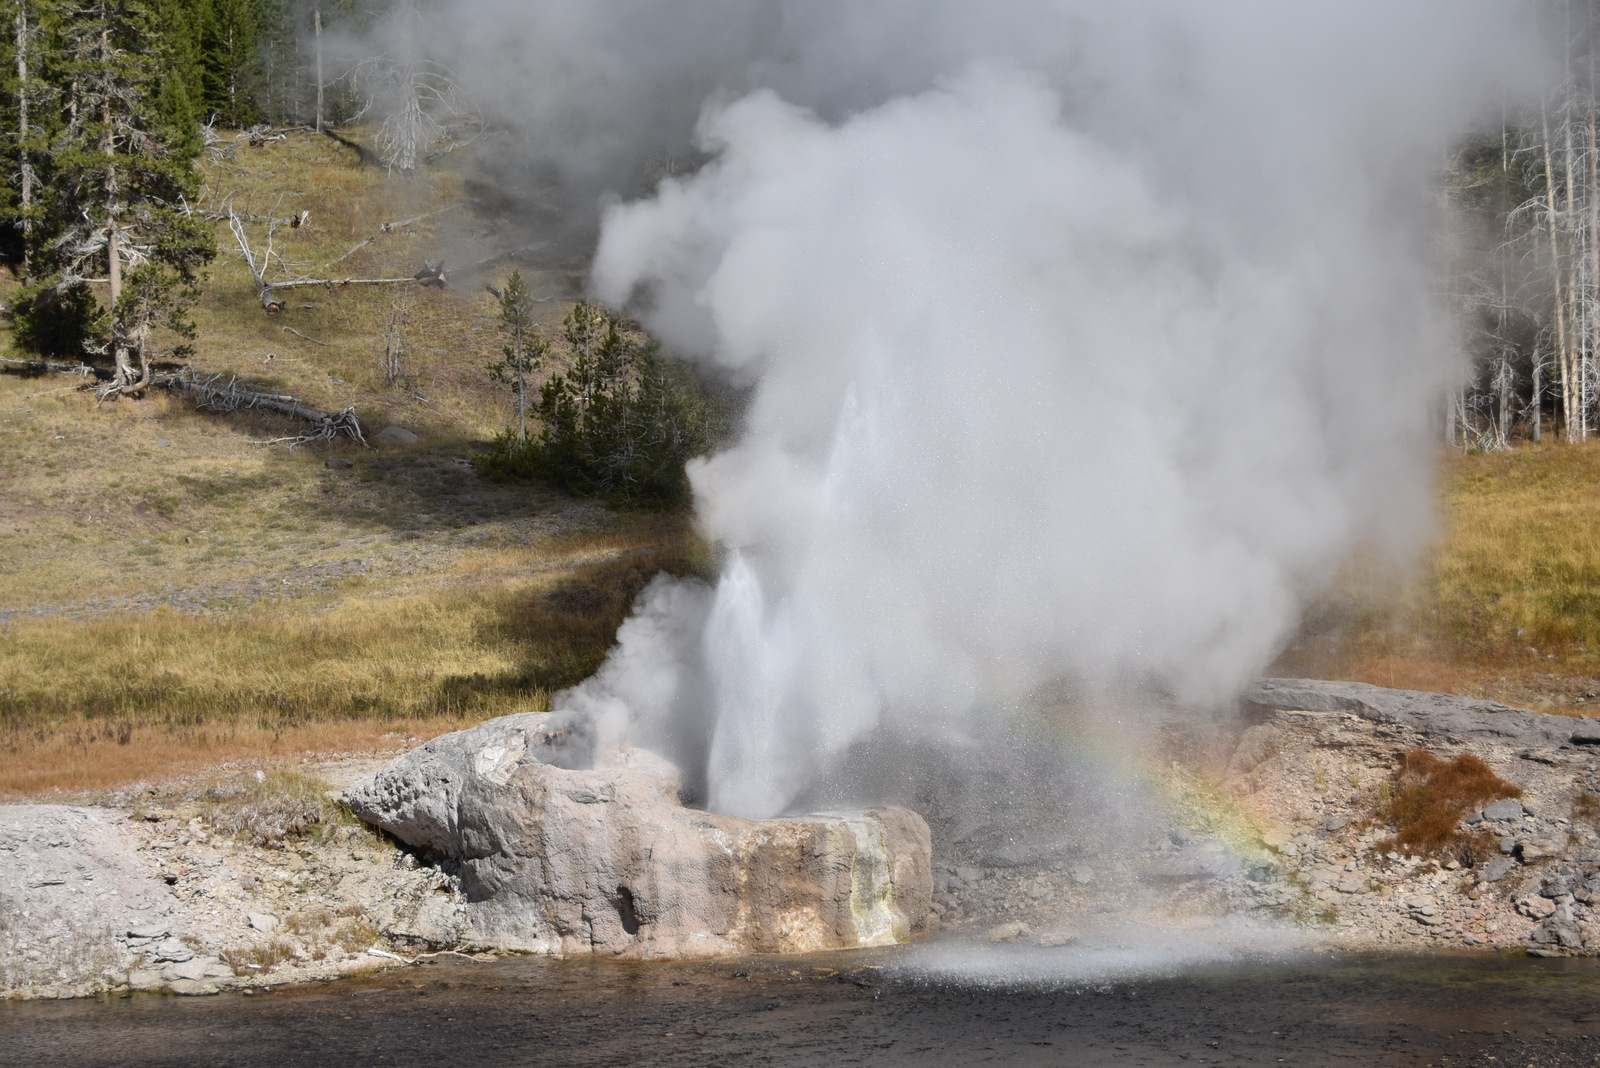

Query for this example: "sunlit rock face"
[344,712,932,958]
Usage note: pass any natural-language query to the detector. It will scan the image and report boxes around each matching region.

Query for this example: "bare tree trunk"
[1500,104,1514,447]
[1543,94,1575,441]
[228,212,283,311]
[1588,45,1600,442]
[314,8,324,135]
[1534,350,1544,443]
[515,319,527,442]
[1565,68,1585,441]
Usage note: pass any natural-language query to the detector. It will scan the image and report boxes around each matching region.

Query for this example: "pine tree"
[14,0,214,386]
[488,269,545,442]
[198,0,261,127]
[0,0,58,275]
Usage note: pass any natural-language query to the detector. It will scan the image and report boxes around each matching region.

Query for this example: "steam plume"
[439,2,1547,817]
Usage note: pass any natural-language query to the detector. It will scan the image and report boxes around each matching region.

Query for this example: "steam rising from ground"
[468,2,1552,817]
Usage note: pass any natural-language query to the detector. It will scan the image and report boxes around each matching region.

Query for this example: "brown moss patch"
[1380,749,1521,863]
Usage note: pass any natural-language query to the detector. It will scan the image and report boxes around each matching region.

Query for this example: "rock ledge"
[343,712,933,958]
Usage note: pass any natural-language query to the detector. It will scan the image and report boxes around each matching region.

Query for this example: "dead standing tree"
[347,0,481,175]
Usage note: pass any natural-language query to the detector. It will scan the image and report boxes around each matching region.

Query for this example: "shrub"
[202,769,348,846]
[10,281,105,359]
[1380,749,1521,863]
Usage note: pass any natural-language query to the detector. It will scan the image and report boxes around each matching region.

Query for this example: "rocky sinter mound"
[13,676,1600,1001]
[342,712,934,958]
[0,787,468,1000]
[918,679,1600,957]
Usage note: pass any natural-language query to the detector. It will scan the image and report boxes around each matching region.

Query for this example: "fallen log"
[228,212,282,312]
[322,204,462,272]
[201,208,307,228]
[0,356,110,379]
[159,370,368,447]
[272,276,420,290]
[1,359,365,446]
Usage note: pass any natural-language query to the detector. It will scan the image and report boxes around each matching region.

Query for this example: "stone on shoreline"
[343,711,934,958]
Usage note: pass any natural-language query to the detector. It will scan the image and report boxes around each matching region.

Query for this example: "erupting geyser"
[526,3,1547,819]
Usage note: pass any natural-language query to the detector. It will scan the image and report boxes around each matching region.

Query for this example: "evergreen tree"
[488,269,546,442]
[197,0,261,127]
[13,0,215,386]
[0,0,59,275]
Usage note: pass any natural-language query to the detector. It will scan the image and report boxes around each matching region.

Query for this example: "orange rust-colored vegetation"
[1381,749,1521,863]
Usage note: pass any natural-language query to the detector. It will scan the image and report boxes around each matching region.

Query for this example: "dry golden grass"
[181,127,581,439]
[1275,441,1600,712]
[0,528,702,798]
[0,130,706,802]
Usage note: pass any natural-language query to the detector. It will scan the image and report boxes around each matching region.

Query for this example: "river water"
[8,938,1600,1066]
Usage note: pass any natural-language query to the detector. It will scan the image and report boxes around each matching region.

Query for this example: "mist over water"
[443,2,1550,817]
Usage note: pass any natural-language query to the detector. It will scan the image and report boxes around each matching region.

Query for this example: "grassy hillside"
[0,129,702,798]
[7,127,1600,799]
[1275,442,1600,714]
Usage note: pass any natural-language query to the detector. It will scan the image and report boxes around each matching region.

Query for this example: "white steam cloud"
[447,2,1548,817]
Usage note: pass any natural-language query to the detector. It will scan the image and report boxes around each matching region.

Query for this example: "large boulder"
[343,712,933,958]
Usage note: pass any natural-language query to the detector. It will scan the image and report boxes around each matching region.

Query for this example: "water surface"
[8,944,1600,1066]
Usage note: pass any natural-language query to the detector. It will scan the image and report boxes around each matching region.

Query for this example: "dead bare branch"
[282,327,330,347]
[321,203,459,271]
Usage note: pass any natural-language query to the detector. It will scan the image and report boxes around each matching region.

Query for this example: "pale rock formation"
[343,711,934,958]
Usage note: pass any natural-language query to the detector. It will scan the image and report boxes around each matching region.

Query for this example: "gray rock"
[1335,873,1370,894]
[1482,800,1525,822]
[983,922,1030,943]
[127,923,168,939]
[246,912,278,934]
[167,979,221,996]
[344,711,933,959]
[325,458,353,469]
[373,425,420,446]
[151,940,193,963]
[1483,856,1516,882]
[126,969,164,992]
[1519,896,1558,920]
[0,806,179,998]
[1244,679,1580,747]
[162,958,213,982]
[1520,837,1567,863]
